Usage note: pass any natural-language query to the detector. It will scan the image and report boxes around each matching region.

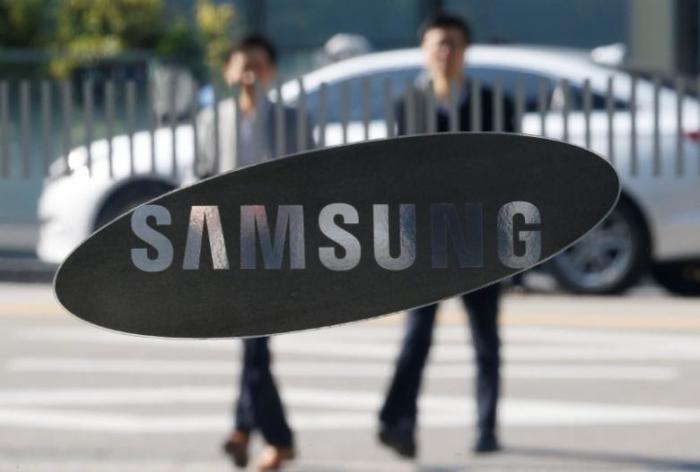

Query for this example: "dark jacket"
[395,78,516,135]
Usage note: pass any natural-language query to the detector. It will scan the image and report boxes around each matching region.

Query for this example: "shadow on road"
[504,445,700,471]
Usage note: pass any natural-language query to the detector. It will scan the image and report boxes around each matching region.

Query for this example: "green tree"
[51,0,165,78]
[196,0,236,72]
[0,0,52,48]
[0,0,236,81]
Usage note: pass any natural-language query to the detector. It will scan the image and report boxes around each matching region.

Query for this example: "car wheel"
[94,181,174,230]
[550,200,649,295]
[652,261,700,296]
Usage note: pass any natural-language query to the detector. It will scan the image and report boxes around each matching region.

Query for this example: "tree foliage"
[0,0,236,80]
[0,0,52,48]
[196,0,236,72]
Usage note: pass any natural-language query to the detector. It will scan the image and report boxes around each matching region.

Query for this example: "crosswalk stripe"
[0,385,698,433]
[6,357,677,381]
[13,327,700,361]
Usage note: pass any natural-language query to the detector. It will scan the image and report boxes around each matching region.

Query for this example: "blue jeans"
[379,284,501,436]
[235,337,294,448]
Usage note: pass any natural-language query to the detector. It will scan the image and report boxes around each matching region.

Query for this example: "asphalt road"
[0,282,699,471]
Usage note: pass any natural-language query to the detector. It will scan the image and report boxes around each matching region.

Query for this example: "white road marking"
[0,385,698,433]
[3,321,696,436]
[14,327,700,361]
[0,459,415,472]
[7,357,677,380]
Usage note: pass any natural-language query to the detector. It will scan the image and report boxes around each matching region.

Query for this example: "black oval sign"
[55,133,619,338]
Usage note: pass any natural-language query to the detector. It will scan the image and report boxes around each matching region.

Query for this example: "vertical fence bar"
[340,80,349,144]
[538,79,548,137]
[606,76,615,166]
[253,82,264,163]
[41,81,52,177]
[425,81,436,133]
[274,79,285,157]
[83,79,95,175]
[189,82,199,177]
[0,81,9,178]
[318,82,327,147]
[126,80,136,177]
[470,78,481,132]
[147,76,157,174]
[561,79,570,142]
[653,77,661,176]
[249,84,259,166]
[383,78,395,138]
[514,77,524,134]
[582,78,592,149]
[675,76,684,177]
[83,80,93,176]
[212,86,221,173]
[361,76,370,140]
[228,89,237,172]
[404,80,416,135]
[105,80,115,178]
[169,74,178,178]
[296,78,308,151]
[493,79,504,132]
[248,84,257,166]
[0,82,8,178]
[61,81,72,175]
[20,81,31,178]
[232,86,241,171]
[272,80,283,157]
[448,80,459,132]
[630,76,638,176]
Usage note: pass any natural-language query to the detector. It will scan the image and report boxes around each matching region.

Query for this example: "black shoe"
[378,424,416,459]
[473,433,501,454]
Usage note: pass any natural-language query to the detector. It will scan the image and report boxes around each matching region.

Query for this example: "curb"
[0,252,57,284]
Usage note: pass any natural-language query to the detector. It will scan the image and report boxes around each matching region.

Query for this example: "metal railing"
[0,73,699,184]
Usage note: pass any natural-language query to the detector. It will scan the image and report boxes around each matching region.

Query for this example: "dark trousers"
[379,284,501,436]
[235,337,293,448]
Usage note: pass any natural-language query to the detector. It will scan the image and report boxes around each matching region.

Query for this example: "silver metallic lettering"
[130,204,173,272]
[240,205,306,269]
[497,201,541,269]
[182,206,229,270]
[430,203,483,268]
[373,204,416,271]
[318,203,361,271]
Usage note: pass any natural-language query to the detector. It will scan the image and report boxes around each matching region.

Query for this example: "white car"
[38,45,700,295]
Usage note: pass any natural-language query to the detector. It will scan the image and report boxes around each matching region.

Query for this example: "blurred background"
[1,0,700,470]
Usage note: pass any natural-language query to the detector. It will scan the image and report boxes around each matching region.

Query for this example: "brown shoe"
[256,445,296,471]
[222,430,249,468]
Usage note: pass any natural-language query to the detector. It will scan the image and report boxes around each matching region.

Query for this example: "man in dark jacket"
[378,13,515,458]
